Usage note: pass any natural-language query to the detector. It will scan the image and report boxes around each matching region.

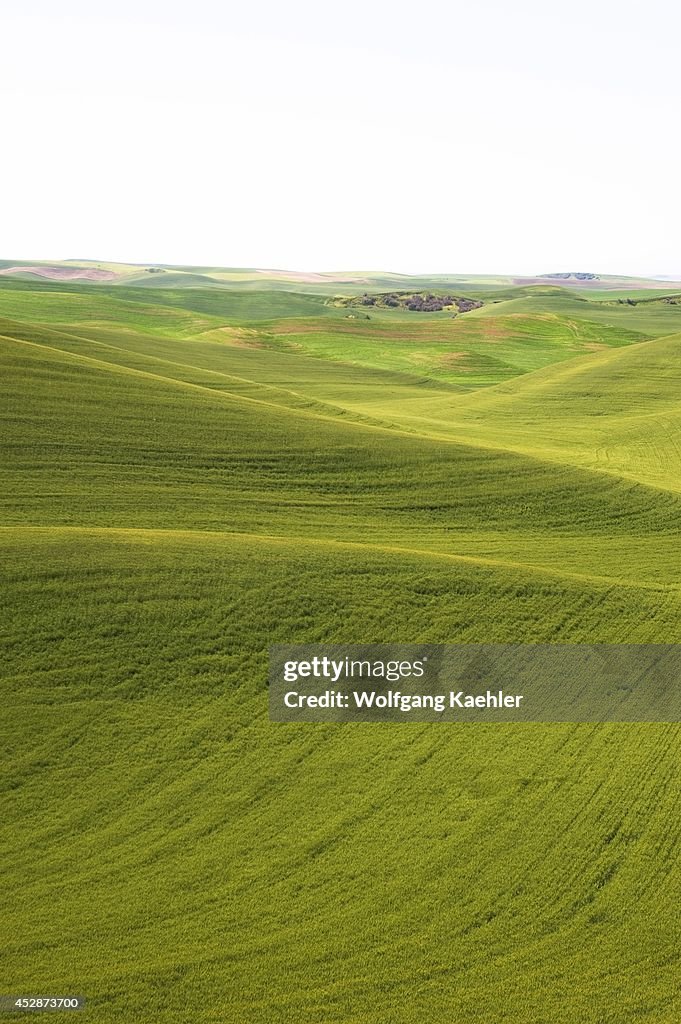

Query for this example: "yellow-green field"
[1,272,681,1022]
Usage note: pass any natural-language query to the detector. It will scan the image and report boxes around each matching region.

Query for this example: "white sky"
[2,1,680,276]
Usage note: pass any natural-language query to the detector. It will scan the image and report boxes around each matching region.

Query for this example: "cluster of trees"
[405,293,457,312]
[543,272,599,281]
[617,296,679,307]
[452,297,484,313]
[358,293,483,313]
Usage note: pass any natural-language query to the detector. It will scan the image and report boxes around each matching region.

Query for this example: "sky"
[2,0,680,276]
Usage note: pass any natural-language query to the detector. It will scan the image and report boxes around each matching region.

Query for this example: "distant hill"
[1,259,679,295]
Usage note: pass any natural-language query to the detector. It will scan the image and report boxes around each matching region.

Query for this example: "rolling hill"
[1,271,680,1022]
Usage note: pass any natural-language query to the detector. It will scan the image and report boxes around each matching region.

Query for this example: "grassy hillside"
[1,274,680,1022]
[472,289,681,336]
[259,310,648,387]
[346,332,681,495]
[0,279,335,325]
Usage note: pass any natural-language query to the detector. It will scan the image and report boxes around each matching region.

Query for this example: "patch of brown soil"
[0,265,117,281]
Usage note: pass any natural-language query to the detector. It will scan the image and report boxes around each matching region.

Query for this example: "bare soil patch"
[0,265,117,281]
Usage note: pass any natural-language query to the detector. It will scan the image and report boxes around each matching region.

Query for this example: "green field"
[2,267,681,1022]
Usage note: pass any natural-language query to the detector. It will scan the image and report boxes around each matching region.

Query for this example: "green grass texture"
[1,277,681,1023]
